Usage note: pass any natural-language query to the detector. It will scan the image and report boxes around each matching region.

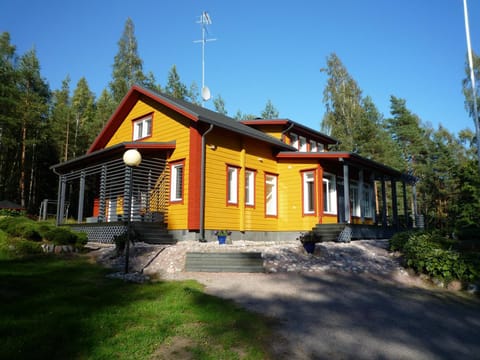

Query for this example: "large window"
[170,161,184,202]
[323,173,337,214]
[350,184,360,217]
[133,115,152,140]
[265,174,278,216]
[363,185,374,218]
[299,136,307,151]
[302,171,315,215]
[227,166,239,205]
[245,169,256,206]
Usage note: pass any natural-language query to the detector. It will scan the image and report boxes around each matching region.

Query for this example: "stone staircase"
[185,252,264,272]
[132,222,176,245]
[311,223,346,242]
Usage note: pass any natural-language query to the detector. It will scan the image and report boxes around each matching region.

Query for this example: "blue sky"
[1,0,479,135]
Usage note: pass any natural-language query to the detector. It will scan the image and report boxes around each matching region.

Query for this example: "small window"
[290,133,298,149]
[265,174,278,216]
[317,142,325,152]
[227,166,239,205]
[309,140,317,152]
[245,169,256,206]
[133,115,152,140]
[170,162,184,202]
[299,136,307,151]
[303,171,315,215]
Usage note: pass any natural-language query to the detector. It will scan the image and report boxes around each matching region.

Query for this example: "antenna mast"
[194,11,216,103]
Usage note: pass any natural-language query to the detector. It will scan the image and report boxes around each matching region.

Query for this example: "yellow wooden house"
[52,85,416,243]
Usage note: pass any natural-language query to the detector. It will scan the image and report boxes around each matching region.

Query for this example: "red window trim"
[245,168,257,208]
[264,172,278,218]
[226,164,240,207]
[169,159,185,205]
[301,169,317,217]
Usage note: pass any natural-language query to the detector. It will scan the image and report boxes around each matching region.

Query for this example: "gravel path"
[88,240,480,359]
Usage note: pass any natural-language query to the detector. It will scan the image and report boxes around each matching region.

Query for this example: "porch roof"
[51,141,175,174]
[277,151,416,183]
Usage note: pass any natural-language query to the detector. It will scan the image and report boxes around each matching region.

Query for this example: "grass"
[0,253,274,359]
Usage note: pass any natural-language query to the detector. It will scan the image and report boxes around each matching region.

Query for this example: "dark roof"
[0,200,23,209]
[51,142,176,173]
[89,85,295,153]
[241,119,339,145]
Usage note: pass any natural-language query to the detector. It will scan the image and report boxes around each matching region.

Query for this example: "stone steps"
[185,252,264,273]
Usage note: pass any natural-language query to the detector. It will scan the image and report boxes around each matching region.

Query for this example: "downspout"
[199,124,214,241]
[281,122,295,143]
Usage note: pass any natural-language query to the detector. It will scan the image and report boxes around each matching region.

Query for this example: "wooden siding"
[204,129,280,232]
[104,99,192,230]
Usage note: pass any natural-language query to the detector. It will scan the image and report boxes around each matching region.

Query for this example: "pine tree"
[71,77,96,157]
[50,76,72,162]
[213,95,227,115]
[95,88,116,128]
[165,65,188,100]
[110,18,147,103]
[261,99,279,119]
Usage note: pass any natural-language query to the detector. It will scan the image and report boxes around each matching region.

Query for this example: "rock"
[447,280,463,291]
[467,283,479,294]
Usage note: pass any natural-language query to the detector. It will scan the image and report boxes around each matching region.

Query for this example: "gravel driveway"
[91,240,480,359]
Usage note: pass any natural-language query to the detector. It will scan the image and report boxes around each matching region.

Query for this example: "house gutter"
[199,124,214,241]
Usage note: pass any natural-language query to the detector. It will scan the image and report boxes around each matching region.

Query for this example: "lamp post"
[123,149,142,274]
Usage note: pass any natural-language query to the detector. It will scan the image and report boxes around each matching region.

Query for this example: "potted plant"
[214,230,231,244]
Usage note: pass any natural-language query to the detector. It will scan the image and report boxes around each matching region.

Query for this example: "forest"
[0,19,479,238]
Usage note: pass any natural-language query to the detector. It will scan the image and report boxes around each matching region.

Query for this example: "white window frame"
[170,162,184,202]
[299,136,307,152]
[363,184,374,218]
[245,169,255,206]
[309,140,317,152]
[290,133,299,150]
[227,166,239,205]
[303,171,315,214]
[265,174,278,216]
[323,173,337,214]
[350,183,361,217]
[133,115,152,141]
[317,142,325,152]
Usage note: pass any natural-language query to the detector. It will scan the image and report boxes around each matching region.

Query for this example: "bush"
[0,230,42,258]
[389,231,413,252]
[401,232,479,284]
[0,216,43,241]
[44,227,78,246]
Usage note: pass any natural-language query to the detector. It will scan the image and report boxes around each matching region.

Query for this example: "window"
[363,185,374,218]
[323,173,337,214]
[290,133,298,149]
[265,174,278,216]
[299,136,307,151]
[133,115,152,140]
[170,162,184,202]
[317,142,325,152]
[302,171,315,215]
[350,184,360,217]
[245,169,255,206]
[309,140,317,152]
[227,166,239,205]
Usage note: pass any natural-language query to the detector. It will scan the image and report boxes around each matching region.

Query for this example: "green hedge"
[391,231,479,284]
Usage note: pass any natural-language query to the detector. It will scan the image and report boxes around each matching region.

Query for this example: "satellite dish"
[201,86,211,101]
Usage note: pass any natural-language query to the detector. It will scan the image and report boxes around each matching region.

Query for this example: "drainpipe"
[281,122,295,143]
[199,124,214,241]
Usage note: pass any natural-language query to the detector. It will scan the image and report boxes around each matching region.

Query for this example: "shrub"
[389,231,413,252]
[401,232,479,283]
[0,216,44,241]
[0,230,42,258]
[44,227,78,246]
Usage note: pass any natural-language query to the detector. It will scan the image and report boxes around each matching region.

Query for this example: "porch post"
[343,163,350,223]
[98,165,107,222]
[77,170,85,223]
[359,169,364,224]
[402,181,409,228]
[391,179,399,230]
[381,176,387,228]
[56,175,66,225]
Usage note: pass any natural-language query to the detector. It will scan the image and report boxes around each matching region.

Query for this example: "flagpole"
[463,0,480,172]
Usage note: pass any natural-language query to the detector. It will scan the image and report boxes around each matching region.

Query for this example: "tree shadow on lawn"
[0,255,272,359]
[200,270,480,360]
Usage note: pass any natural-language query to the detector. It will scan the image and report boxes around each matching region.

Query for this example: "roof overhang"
[51,142,176,174]
[277,151,415,182]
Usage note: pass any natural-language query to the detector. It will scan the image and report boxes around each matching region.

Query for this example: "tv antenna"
[194,11,216,102]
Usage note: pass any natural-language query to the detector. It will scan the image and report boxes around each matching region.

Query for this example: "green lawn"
[0,254,274,359]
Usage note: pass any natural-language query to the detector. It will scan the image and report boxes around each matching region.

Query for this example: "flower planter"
[217,235,227,245]
[302,242,315,254]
